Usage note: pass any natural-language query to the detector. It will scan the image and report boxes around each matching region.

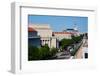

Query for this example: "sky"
[28,15,88,33]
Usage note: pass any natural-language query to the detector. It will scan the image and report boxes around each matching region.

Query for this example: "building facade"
[29,24,54,48]
[28,27,41,47]
[28,24,80,48]
[52,32,72,40]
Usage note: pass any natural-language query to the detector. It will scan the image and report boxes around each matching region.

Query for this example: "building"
[63,26,80,36]
[29,24,52,37]
[52,32,74,48]
[29,24,54,48]
[28,24,80,48]
[28,27,41,47]
[52,32,72,40]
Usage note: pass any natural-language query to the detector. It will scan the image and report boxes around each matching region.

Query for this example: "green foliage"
[59,35,83,53]
[50,47,58,56]
[39,44,50,59]
[72,35,82,43]
[60,38,73,49]
[28,45,41,60]
[28,44,58,60]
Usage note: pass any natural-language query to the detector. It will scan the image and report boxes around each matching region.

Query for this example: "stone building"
[28,24,80,48]
[28,27,41,47]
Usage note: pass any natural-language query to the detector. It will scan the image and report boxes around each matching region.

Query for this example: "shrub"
[50,47,58,56]
[60,38,74,49]
[39,45,50,59]
[28,44,58,60]
[28,45,41,60]
[72,36,82,43]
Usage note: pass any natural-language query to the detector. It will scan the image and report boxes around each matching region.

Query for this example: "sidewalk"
[74,39,86,59]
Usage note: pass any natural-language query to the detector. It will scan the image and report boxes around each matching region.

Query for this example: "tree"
[39,44,50,59]
[28,45,41,60]
[50,47,58,56]
[60,38,73,49]
[72,36,82,43]
[28,44,58,60]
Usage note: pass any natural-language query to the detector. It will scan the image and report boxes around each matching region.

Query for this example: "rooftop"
[28,27,37,32]
[53,32,73,34]
[29,24,51,30]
